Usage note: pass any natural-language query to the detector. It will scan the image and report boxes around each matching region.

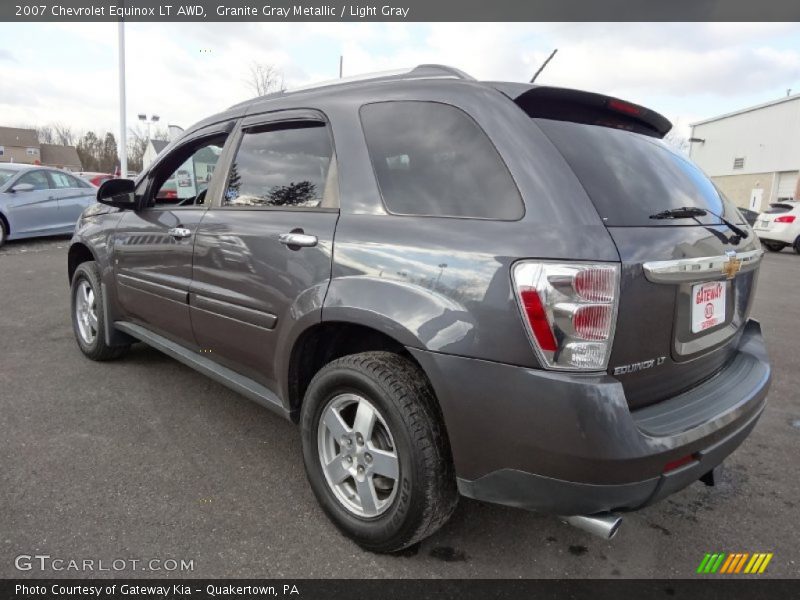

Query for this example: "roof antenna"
[530,49,558,83]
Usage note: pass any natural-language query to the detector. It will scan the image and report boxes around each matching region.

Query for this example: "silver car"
[0,163,96,247]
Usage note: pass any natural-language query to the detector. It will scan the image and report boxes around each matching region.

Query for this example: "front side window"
[150,137,226,207]
[0,168,14,186]
[223,122,334,208]
[360,101,523,219]
[17,170,50,190]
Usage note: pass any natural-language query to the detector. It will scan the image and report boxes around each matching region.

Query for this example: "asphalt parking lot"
[1,236,798,579]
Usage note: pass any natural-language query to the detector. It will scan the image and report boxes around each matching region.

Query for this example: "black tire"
[300,351,458,553]
[763,241,784,252]
[794,237,800,255]
[70,261,129,361]
[0,217,7,248]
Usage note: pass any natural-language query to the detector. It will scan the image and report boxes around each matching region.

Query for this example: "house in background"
[40,143,81,170]
[689,93,800,212]
[142,139,170,170]
[0,127,41,164]
[0,126,82,171]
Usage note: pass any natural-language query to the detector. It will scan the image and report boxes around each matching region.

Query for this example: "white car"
[753,201,800,253]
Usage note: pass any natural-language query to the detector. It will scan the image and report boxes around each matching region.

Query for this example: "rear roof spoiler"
[490,82,672,139]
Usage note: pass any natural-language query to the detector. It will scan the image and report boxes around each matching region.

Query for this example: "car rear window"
[360,101,523,220]
[535,118,744,226]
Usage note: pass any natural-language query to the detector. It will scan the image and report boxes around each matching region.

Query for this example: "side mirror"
[97,178,137,209]
[11,183,35,193]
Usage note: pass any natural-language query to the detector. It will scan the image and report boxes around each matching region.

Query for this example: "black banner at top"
[4,0,800,22]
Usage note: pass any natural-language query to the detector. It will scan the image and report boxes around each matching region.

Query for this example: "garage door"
[777,171,798,200]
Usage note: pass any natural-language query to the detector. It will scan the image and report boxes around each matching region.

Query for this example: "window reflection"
[224,123,333,208]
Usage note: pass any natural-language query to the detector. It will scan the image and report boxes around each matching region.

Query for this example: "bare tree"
[127,124,169,173]
[664,120,690,155]
[246,62,285,96]
[36,124,56,144]
[52,123,77,147]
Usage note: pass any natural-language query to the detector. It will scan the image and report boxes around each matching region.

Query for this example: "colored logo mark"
[697,552,773,574]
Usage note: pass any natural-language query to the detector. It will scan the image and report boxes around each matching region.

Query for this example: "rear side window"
[49,171,81,189]
[536,118,744,226]
[360,101,523,219]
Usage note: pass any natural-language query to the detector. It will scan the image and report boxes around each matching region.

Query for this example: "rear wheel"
[71,261,129,361]
[763,241,784,252]
[300,351,457,553]
[793,237,800,255]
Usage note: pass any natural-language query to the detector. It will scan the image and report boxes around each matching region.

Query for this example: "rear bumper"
[409,319,770,516]
[754,226,795,245]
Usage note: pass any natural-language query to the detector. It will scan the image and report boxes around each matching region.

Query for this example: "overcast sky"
[1,22,799,141]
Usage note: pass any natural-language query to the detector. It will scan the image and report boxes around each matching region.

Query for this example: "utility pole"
[530,48,558,83]
[118,21,127,177]
[339,55,343,78]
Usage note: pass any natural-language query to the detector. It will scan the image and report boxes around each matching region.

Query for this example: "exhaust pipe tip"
[560,514,623,540]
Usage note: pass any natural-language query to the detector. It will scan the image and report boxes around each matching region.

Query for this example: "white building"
[689,94,800,212]
[142,139,170,170]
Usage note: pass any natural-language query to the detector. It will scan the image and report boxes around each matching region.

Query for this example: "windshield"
[535,118,744,227]
[0,169,15,187]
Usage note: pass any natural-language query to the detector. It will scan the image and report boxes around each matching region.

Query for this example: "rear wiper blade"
[649,206,749,239]
[649,207,707,219]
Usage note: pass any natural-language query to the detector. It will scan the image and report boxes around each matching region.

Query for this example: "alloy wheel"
[317,393,400,518]
[75,279,98,345]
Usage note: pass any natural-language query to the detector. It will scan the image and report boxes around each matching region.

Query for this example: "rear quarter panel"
[322,81,619,366]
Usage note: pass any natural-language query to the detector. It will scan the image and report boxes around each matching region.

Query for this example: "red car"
[76,172,114,188]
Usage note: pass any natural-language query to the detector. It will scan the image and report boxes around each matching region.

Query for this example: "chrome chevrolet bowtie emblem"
[722,251,742,279]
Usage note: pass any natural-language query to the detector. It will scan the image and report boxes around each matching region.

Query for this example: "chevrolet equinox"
[68,65,771,552]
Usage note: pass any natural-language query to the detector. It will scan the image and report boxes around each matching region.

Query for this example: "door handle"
[168,227,192,239]
[279,232,318,248]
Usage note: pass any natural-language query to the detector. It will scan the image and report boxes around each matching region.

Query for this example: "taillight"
[774,215,796,223]
[512,262,620,371]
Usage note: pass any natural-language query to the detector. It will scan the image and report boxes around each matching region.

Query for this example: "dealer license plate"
[691,281,726,333]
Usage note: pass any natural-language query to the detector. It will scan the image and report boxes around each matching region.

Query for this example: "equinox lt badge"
[613,357,666,375]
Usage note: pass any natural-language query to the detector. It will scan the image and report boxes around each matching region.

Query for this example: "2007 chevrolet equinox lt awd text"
[68,65,771,552]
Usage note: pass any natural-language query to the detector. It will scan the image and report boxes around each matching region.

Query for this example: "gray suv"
[68,65,771,552]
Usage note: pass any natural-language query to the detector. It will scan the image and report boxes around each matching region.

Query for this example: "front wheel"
[300,351,457,553]
[70,261,129,361]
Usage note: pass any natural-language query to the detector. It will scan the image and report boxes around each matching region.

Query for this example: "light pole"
[138,113,160,142]
[118,21,127,177]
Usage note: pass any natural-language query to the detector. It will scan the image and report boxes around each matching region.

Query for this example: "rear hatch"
[753,202,799,238]
[505,85,763,409]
